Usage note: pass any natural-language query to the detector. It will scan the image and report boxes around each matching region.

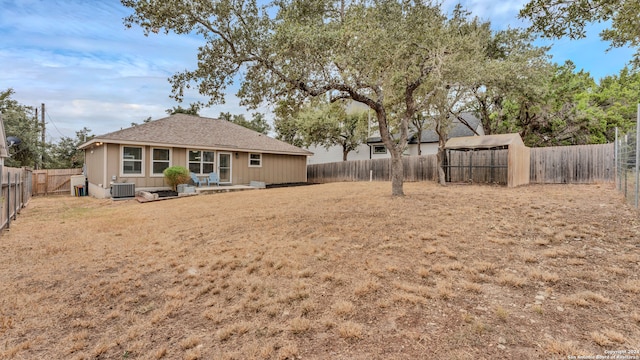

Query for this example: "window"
[151,148,171,175]
[122,146,143,175]
[249,153,262,167]
[188,150,215,174]
[373,145,387,154]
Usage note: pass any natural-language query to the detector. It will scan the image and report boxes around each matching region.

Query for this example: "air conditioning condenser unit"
[111,183,135,198]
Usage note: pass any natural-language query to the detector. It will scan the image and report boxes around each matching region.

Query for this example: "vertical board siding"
[233,153,307,185]
[530,144,614,184]
[85,145,105,188]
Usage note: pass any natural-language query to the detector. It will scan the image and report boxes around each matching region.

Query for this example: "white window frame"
[373,145,387,154]
[248,153,262,167]
[120,145,145,177]
[187,149,216,175]
[150,147,171,177]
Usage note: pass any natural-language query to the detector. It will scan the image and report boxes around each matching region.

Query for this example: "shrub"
[163,166,190,191]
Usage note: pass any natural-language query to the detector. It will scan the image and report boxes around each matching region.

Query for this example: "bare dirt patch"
[1,182,639,359]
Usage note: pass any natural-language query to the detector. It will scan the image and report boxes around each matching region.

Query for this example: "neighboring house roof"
[445,133,526,150]
[366,112,482,144]
[79,114,312,156]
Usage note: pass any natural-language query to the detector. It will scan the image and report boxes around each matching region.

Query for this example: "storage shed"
[444,133,530,187]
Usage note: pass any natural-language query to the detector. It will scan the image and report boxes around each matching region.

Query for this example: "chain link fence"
[615,105,640,208]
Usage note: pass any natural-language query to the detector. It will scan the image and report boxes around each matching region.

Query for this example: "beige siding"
[106,144,122,185]
[88,143,307,195]
[172,148,187,168]
[143,147,166,188]
[508,145,530,187]
[85,145,105,186]
[233,153,307,184]
[104,146,191,189]
[112,146,192,189]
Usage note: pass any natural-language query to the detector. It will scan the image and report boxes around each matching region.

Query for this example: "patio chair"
[190,172,201,187]
[205,172,220,187]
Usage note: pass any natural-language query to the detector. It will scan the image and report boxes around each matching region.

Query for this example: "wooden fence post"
[0,165,2,235]
[14,173,18,220]
[6,170,10,230]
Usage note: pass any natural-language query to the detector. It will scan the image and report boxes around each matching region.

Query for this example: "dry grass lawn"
[1,182,639,359]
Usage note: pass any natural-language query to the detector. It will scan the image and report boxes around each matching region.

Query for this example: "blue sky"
[0,0,635,142]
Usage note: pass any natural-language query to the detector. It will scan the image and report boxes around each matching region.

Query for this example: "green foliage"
[1,88,96,169]
[48,127,94,168]
[122,0,498,195]
[166,104,200,116]
[483,61,604,147]
[219,111,270,134]
[130,116,152,127]
[471,28,553,137]
[273,100,305,147]
[298,100,369,161]
[162,165,190,191]
[591,67,640,135]
[519,0,640,65]
[0,88,44,168]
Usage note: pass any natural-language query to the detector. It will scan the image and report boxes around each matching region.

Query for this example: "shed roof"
[79,114,312,156]
[445,133,525,150]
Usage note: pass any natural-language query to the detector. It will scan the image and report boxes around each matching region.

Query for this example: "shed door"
[218,152,232,183]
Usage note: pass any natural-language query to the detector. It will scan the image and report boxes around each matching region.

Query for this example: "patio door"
[218,152,232,183]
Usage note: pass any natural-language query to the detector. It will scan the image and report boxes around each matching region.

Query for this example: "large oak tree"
[122,0,487,196]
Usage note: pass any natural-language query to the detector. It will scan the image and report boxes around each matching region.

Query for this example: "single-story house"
[306,112,484,164]
[79,114,313,198]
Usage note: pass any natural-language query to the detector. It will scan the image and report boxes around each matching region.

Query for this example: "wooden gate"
[32,169,82,195]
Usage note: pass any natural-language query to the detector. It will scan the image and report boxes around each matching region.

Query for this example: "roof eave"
[79,138,312,156]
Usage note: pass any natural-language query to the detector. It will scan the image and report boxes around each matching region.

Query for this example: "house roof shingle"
[408,112,482,144]
[79,114,312,156]
[366,112,482,144]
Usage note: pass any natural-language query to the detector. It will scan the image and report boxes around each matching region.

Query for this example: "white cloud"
[0,0,253,141]
[0,0,634,143]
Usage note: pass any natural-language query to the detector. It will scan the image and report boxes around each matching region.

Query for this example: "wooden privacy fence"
[530,143,614,184]
[32,168,82,196]
[307,143,615,185]
[307,156,438,183]
[0,166,32,233]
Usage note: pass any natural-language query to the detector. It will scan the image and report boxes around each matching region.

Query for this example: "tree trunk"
[342,148,348,161]
[436,139,447,186]
[374,108,405,197]
[390,150,404,196]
